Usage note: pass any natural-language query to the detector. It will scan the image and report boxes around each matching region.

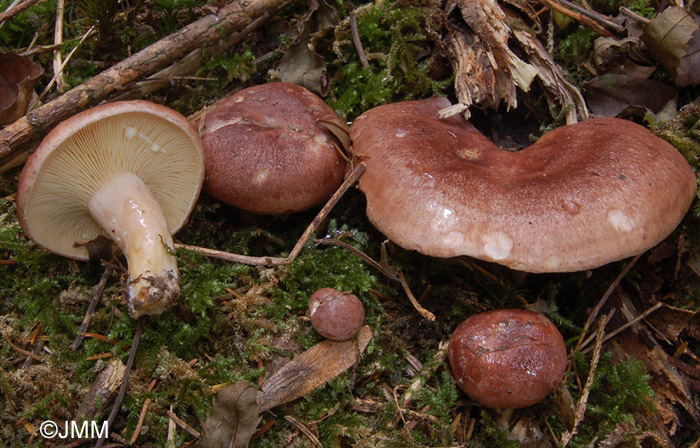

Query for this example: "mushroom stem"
[88,172,179,318]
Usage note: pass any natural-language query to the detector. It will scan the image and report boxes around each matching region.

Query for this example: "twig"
[20,339,44,368]
[398,271,436,321]
[0,0,44,26]
[175,162,366,265]
[314,237,399,281]
[574,253,641,353]
[130,398,152,445]
[619,6,651,24]
[581,302,664,355]
[535,0,613,36]
[349,11,370,69]
[95,317,146,448]
[0,0,292,167]
[555,0,624,31]
[401,340,448,407]
[70,266,112,351]
[110,11,271,102]
[39,26,96,101]
[284,416,323,448]
[2,332,44,362]
[562,314,608,447]
[165,408,201,439]
[52,0,66,93]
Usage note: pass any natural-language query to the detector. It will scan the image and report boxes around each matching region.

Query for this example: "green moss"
[327,0,450,120]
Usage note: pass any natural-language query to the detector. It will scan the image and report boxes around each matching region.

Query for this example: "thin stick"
[130,398,152,445]
[349,11,370,69]
[52,0,66,92]
[554,0,624,31]
[574,253,641,353]
[535,0,612,36]
[165,408,201,439]
[314,237,399,281]
[175,162,366,265]
[398,271,435,321]
[562,314,607,447]
[3,332,44,362]
[39,26,96,101]
[95,317,146,448]
[284,416,322,448]
[581,302,664,355]
[70,266,112,351]
[0,0,44,26]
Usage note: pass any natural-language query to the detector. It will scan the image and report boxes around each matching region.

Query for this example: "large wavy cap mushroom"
[350,97,696,273]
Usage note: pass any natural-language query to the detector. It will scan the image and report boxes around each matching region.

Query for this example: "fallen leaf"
[200,381,262,448]
[277,0,338,96]
[584,73,677,118]
[256,325,372,412]
[0,52,43,125]
[642,7,700,86]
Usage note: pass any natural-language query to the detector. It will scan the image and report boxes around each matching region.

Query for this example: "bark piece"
[256,325,372,412]
[73,359,126,422]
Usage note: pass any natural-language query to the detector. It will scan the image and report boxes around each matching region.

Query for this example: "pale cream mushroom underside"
[17,100,204,317]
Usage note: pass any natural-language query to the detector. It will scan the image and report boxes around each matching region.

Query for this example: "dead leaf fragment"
[200,381,262,448]
[257,325,372,412]
[584,73,677,118]
[642,7,700,86]
[0,52,43,125]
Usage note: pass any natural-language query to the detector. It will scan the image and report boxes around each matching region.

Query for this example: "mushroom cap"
[350,97,697,273]
[199,82,346,215]
[447,309,567,409]
[16,100,205,261]
[309,288,365,341]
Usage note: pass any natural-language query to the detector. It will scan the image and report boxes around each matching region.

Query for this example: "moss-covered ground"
[1,0,699,446]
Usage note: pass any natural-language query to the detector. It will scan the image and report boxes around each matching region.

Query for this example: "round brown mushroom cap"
[350,97,697,272]
[16,100,205,261]
[448,309,567,409]
[309,288,365,341]
[199,82,346,215]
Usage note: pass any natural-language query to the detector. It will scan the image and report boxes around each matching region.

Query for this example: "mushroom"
[199,82,346,215]
[309,288,365,341]
[350,97,697,272]
[448,309,567,409]
[16,100,205,318]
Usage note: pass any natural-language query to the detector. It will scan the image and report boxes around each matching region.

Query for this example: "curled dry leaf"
[642,7,700,86]
[584,73,678,118]
[200,381,262,448]
[277,0,338,96]
[257,325,372,412]
[0,52,43,125]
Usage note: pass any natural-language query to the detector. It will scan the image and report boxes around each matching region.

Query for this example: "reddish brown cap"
[448,309,567,409]
[350,97,697,272]
[199,82,346,215]
[309,288,365,341]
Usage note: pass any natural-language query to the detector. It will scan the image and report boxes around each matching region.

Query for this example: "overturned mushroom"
[16,100,205,318]
[350,97,696,272]
[199,82,347,215]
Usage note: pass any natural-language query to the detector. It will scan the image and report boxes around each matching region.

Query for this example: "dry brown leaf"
[642,7,700,86]
[256,325,372,413]
[200,381,262,448]
[277,0,338,96]
[0,52,43,125]
[584,73,677,118]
